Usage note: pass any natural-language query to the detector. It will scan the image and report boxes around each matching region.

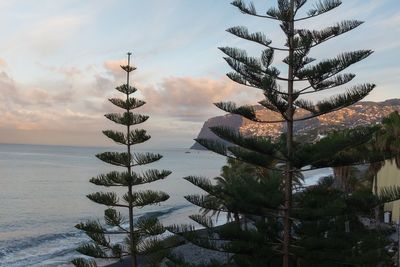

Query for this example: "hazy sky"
[0,0,399,148]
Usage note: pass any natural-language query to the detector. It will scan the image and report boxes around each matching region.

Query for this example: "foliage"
[72,53,171,267]
[293,177,392,267]
[173,0,397,266]
[167,159,285,266]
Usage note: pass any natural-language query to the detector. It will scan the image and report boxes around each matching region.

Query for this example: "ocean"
[0,144,332,267]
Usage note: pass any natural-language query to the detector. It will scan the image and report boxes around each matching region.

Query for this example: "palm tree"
[332,165,358,193]
[377,111,400,168]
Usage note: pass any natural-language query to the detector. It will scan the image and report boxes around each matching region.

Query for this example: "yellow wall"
[377,160,400,222]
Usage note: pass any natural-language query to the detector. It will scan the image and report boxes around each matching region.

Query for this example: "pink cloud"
[141,76,262,121]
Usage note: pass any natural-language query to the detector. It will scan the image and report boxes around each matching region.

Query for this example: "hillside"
[191,99,400,150]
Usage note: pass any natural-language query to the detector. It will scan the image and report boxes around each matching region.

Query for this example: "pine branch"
[137,237,165,255]
[228,145,279,169]
[76,220,105,234]
[109,97,145,110]
[87,192,127,208]
[231,0,278,20]
[91,169,170,187]
[226,71,264,90]
[135,217,165,236]
[96,152,131,167]
[102,130,126,145]
[294,0,307,11]
[76,223,112,249]
[209,126,282,159]
[227,56,296,83]
[194,138,229,157]
[266,0,291,22]
[214,102,258,121]
[184,176,214,194]
[102,129,151,146]
[185,194,227,212]
[293,126,379,169]
[300,73,356,93]
[105,112,149,126]
[137,169,172,184]
[226,25,290,51]
[261,48,275,67]
[128,129,151,145]
[260,90,291,117]
[123,190,169,207]
[120,64,136,72]
[295,0,342,21]
[295,83,375,116]
[189,214,215,229]
[195,138,284,171]
[115,84,137,95]
[167,224,196,236]
[226,26,272,47]
[296,20,364,48]
[223,57,263,84]
[297,50,373,84]
[104,208,126,230]
[90,171,129,186]
[219,46,263,70]
[131,152,163,165]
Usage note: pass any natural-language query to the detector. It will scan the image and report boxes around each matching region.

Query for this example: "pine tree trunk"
[128,185,137,267]
[283,2,295,267]
[126,53,137,267]
[374,173,380,226]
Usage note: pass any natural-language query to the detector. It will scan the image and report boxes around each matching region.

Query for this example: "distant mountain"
[191,99,400,150]
[190,114,244,150]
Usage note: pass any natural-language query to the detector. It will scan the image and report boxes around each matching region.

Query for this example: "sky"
[0,0,399,149]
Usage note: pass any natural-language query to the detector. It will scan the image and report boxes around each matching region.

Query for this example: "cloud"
[29,15,85,53]
[37,63,82,77]
[4,14,88,58]
[0,68,103,133]
[141,76,262,121]
[103,59,127,79]
[0,58,7,67]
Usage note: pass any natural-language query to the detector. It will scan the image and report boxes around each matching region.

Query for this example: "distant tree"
[357,111,400,225]
[332,165,358,193]
[377,111,400,168]
[293,176,392,267]
[182,0,393,265]
[329,112,400,225]
[72,53,171,267]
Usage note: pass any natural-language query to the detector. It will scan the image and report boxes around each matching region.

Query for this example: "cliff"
[191,99,400,150]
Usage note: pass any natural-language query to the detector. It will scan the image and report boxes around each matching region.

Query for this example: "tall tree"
[192,1,380,266]
[72,53,171,267]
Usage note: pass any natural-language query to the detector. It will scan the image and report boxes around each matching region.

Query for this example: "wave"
[0,232,79,256]
[0,231,84,267]
[139,204,191,219]
[0,204,193,266]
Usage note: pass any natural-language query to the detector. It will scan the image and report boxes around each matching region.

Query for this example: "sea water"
[0,144,331,266]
